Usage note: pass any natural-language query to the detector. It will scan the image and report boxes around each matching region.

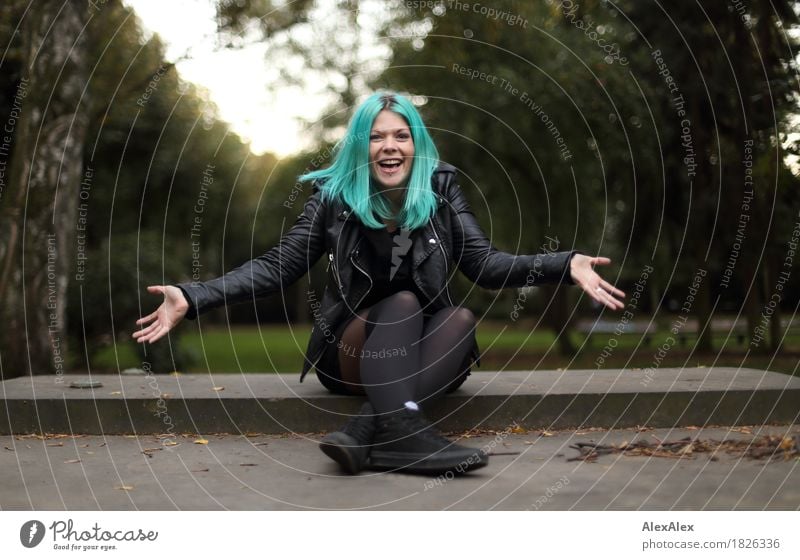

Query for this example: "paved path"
[2,424,797,510]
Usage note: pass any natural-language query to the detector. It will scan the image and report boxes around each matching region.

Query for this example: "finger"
[132,323,152,340]
[147,285,166,296]
[592,286,623,310]
[146,326,170,344]
[598,293,621,311]
[605,295,625,310]
[599,279,625,298]
[590,257,611,267]
[135,309,159,325]
[589,286,607,306]
[134,320,161,341]
[133,327,154,342]
[133,329,153,342]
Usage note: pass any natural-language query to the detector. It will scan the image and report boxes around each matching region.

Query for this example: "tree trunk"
[0,1,89,378]
[541,286,576,355]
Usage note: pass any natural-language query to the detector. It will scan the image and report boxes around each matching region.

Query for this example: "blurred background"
[0,0,798,376]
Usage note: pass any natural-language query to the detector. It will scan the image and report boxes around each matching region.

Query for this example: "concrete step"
[1,367,798,435]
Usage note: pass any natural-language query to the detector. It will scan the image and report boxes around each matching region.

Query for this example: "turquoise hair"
[299,91,440,230]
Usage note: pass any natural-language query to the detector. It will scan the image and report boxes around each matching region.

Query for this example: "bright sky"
[123,0,330,157]
[123,1,800,173]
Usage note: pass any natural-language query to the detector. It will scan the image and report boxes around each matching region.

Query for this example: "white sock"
[404,400,419,411]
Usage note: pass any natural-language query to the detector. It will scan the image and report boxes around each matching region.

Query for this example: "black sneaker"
[319,402,376,474]
[367,407,488,475]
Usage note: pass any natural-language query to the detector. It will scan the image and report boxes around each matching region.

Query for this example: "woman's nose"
[382,136,398,151]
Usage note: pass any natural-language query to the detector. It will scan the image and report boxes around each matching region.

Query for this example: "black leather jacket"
[177,162,578,382]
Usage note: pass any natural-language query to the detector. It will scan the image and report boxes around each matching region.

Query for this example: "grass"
[93,319,800,377]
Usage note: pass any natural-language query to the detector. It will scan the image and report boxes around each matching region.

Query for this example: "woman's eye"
[370,135,381,141]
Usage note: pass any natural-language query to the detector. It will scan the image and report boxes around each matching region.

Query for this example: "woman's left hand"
[569,254,626,310]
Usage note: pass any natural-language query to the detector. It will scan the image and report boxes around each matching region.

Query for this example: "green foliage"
[371,0,800,349]
[58,0,282,370]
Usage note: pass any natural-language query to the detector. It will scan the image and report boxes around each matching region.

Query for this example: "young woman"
[133,91,624,476]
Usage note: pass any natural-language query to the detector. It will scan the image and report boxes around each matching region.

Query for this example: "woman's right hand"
[132,285,189,344]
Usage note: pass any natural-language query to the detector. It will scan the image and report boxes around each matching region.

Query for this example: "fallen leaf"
[4,446,14,451]
[253,442,268,447]
[164,441,179,447]
[64,459,81,464]
[510,425,526,434]
[239,463,257,467]
[213,386,225,392]
[190,468,209,472]
[169,371,182,377]
[524,441,534,445]
[115,485,134,491]
[110,391,122,395]
[46,442,63,447]
[194,438,209,445]
[540,430,555,437]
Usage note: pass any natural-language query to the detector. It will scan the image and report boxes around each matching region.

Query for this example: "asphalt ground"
[1,424,797,510]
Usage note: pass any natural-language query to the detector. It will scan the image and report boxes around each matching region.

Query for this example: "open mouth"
[377,158,404,174]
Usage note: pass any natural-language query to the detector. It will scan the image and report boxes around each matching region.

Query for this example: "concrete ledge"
[1,368,798,434]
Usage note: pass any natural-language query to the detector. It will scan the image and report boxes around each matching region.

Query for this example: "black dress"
[357,225,428,309]
[315,224,432,393]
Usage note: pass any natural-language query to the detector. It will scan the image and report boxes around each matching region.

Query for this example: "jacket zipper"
[430,219,455,307]
[329,250,344,295]
[350,242,373,310]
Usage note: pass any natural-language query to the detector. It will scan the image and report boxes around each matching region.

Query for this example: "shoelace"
[397,411,454,446]
[342,411,376,443]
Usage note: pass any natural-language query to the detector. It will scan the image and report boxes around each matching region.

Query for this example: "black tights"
[336,291,476,414]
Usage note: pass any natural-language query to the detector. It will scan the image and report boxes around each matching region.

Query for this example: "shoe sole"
[368,450,488,475]
[319,432,364,475]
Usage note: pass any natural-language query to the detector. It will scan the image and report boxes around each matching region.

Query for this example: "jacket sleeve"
[446,178,579,289]
[175,186,327,319]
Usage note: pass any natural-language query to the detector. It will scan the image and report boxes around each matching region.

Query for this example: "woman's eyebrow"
[370,127,410,134]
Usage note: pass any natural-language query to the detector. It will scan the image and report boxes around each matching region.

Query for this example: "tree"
[0,1,90,378]
[619,1,800,352]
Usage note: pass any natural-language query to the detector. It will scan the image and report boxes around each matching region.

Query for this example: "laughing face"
[369,110,415,199]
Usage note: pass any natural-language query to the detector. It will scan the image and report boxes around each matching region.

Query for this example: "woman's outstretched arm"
[133,186,327,343]
[444,173,624,309]
[446,176,576,287]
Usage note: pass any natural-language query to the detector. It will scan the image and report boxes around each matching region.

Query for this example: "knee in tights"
[364,290,422,339]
